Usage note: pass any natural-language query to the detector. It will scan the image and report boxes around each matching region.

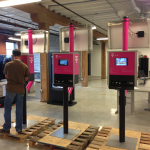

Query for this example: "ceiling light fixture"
[23,34,44,38]
[14,32,21,36]
[92,26,96,30]
[8,37,21,41]
[97,37,108,41]
[0,0,41,7]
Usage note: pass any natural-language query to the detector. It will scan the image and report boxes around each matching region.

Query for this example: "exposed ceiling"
[0,6,60,36]
[39,0,146,35]
[0,0,150,36]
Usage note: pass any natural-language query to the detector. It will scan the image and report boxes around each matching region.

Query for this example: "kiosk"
[51,52,81,138]
[107,50,138,149]
[47,52,79,105]
[53,53,74,133]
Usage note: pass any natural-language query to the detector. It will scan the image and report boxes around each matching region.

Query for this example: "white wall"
[91,42,150,77]
[106,47,150,77]
[91,43,101,76]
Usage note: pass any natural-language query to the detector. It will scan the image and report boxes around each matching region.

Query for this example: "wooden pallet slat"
[0,116,56,143]
[86,126,112,150]
[0,132,28,143]
[139,133,150,150]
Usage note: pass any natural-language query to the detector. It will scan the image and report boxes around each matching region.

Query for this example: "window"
[6,42,17,55]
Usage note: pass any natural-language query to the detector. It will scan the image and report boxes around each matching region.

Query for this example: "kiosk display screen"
[115,58,128,66]
[59,59,68,66]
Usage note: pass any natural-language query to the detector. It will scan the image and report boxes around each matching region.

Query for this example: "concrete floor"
[0,76,150,149]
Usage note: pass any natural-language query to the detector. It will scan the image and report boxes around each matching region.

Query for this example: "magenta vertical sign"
[122,17,129,96]
[123,17,129,51]
[28,55,34,74]
[75,54,79,75]
[26,29,34,92]
[69,23,74,53]
[68,23,75,94]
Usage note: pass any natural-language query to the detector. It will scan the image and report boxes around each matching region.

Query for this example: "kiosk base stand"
[51,86,81,140]
[144,92,150,111]
[106,89,138,150]
[106,134,138,150]
[63,86,68,134]
[50,127,81,140]
[119,89,125,142]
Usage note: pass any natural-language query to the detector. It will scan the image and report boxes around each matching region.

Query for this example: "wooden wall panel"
[82,51,88,87]
[39,23,50,102]
[40,53,49,102]
[101,42,106,79]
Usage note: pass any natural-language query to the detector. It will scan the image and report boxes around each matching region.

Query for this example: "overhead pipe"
[130,0,141,14]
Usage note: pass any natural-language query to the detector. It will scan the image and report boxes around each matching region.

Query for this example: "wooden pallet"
[0,116,56,143]
[29,123,63,149]
[29,121,92,150]
[86,126,141,150]
[0,131,28,143]
[66,125,99,150]
[23,118,55,136]
[86,126,112,150]
[139,132,150,150]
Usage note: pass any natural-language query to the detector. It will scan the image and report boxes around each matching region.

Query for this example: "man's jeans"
[3,91,24,132]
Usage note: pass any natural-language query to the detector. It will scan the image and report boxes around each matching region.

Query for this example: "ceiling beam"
[13,3,106,37]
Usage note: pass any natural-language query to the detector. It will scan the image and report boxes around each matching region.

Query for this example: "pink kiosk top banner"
[54,53,74,75]
[109,51,135,76]
[75,53,79,75]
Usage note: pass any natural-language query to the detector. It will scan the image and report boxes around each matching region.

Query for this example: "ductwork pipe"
[131,0,141,13]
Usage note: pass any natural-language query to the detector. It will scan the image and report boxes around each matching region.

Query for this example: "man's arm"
[3,64,7,79]
[25,67,31,82]
[5,74,7,79]
[25,77,29,81]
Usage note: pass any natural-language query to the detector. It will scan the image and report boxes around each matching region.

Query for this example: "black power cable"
[51,0,107,33]
[128,28,136,34]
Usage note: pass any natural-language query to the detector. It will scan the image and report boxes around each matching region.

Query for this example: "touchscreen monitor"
[59,59,68,66]
[115,58,128,66]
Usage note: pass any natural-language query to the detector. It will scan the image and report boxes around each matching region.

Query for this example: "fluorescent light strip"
[97,37,108,41]
[92,26,96,30]
[8,37,21,41]
[0,0,41,7]
[15,33,45,38]
[14,33,21,36]
[23,34,44,38]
